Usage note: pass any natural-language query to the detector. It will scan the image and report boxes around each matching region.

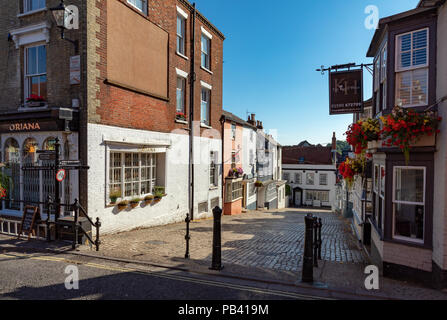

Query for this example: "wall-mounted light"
[50,0,79,54]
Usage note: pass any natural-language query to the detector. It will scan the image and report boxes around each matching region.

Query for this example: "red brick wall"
[91,0,224,136]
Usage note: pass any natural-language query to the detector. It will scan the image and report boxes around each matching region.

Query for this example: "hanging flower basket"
[345,118,381,155]
[380,107,441,164]
[338,157,365,190]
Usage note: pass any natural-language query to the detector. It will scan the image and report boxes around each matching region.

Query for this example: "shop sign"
[329,69,364,115]
[0,120,59,133]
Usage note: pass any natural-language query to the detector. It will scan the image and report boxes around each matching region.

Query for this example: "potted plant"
[338,157,365,190]
[26,94,46,107]
[255,180,263,188]
[229,167,244,178]
[153,186,166,203]
[176,112,187,121]
[130,198,141,209]
[117,200,129,211]
[109,189,121,205]
[380,107,442,164]
[144,194,154,205]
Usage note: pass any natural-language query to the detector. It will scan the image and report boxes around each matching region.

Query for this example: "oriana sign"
[0,120,59,133]
[329,69,364,115]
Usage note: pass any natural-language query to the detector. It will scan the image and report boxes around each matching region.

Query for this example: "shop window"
[225,180,243,203]
[3,139,20,209]
[393,167,425,242]
[109,152,158,201]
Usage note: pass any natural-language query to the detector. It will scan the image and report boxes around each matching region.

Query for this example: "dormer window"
[395,28,429,108]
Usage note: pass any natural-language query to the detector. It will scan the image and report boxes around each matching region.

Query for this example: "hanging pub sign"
[329,69,363,115]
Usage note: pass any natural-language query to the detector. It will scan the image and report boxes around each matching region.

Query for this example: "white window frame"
[392,166,426,244]
[319,173,328,186]
[295,173,302,184]
[176,76,186,113]
[395,28,429,108]
[108,151,157,202]
[24,43,47,104]
[126,0,147,14]
[283,172,290,182]
[231,123,236,140]
[23,0,46,13]
[176,14,186,56]
[201,33,211,70]
[210,151,218,187]
[201,87,211,126]
[306,173,314,185]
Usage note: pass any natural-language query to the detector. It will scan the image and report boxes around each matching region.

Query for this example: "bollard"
[72,199,79,250]
[313,217,318,268]
[185,213,191,259]
[318,218,322,260]
[46,195,53,242]
[302,213,314,283]
[210,206,224,271]
[95,217,101,251]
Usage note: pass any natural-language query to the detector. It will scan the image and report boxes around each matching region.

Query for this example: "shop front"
[0,108,79,220]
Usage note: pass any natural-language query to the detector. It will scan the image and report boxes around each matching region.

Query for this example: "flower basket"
[26,101,46,108]
[26,95,46,108]
[117,200,129,211]
[130,198,141,209]
[144,195,154,205]
[175,112,187,121]
[254,181,264,188]
[153,197,161,204]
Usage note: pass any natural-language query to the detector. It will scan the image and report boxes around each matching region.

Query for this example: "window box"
[410,134,436,148]
[129,198,142,209]
[144,195,154,205]
[25,101,47,108]
[117,200,129,211]
[367,140,382,150]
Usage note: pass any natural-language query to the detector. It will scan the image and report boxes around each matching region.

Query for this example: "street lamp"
[50,0,79,54]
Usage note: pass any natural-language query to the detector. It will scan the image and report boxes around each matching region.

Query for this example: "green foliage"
[326,140,351,155]
[285,184,291,196]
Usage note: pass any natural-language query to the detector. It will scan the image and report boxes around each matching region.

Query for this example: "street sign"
[56,169,66,182]
[59,160,81,166]
[39,153,56,161]
[37,150,56,154]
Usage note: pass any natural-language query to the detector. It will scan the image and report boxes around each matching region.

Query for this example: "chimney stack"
[247,114,256,125]
[332,132,337,151]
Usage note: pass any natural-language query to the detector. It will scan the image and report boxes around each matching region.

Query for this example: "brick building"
[0,0,224,234]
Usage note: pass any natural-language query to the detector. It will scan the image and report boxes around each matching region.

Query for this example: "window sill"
[176,51,189,60]
[200,123,212,129]
[175,119,188,125]
[201,66,213,75]
[209,186,219,191]
[18,104,49,111]
[17,7,47,18]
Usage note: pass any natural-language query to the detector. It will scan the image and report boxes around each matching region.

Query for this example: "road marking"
[0,252,331,300]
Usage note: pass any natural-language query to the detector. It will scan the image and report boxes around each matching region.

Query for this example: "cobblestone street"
[98,208,366,273]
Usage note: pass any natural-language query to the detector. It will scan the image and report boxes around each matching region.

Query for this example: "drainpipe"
[188,3,196,220]
[220,115,226,215]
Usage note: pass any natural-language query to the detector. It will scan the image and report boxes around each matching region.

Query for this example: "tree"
[326,140,351,155]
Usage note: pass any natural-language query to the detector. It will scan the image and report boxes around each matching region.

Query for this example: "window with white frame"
[201,88,210,125]
[127,0,147,13]
[210,151,218,187]
[231,123,236,140]
[176,77,186,113]
[24,0,45,13]
[381,44,387,110]
[109,152,157,200]
[295,173,302,184]
[177,15,186,55]
[319,173,328,186]
[393,167,425,242]
[25,45,47,103]
[283,172,290,182]
[225,180,243,202]
[306,173,314,185]
[395,29,429,107]
[201,34,211,70]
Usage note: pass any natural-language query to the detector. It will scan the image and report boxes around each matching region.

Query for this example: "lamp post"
[50,0,79,54]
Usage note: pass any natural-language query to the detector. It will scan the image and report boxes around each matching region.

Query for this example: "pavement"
[1,208,447,300]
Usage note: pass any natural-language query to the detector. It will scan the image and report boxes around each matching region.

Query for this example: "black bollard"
[318,218,322,260]
[313,217,318,267]
[95,217,101,251]
[72,199,79,250]
[210,206,224,271]
[302,213,314,283]
[185,213,191,259]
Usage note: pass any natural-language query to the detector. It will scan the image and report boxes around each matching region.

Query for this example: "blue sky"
[193,0,420,146]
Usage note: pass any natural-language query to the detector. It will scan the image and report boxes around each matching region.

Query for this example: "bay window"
[393,167,425,243]
[25,45,47,103]
[395,29,428,107]
[109,152,157,201]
